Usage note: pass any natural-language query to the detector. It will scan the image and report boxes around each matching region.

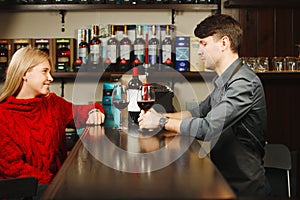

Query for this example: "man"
[138,14,267,196]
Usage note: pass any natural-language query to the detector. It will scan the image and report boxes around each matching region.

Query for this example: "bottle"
[89,25,102,70]
[161,25,173,69]
[0,43,8,74]
[56,42,71,72]
[78,29,89,64]
[39,43,50,55]
[35,39,50,55]
[119,25,132,72]
[133,25,145,65]
[148,25,160,69]
[106,25,119,71]
[14,43,28,53]
[127,63,143,125]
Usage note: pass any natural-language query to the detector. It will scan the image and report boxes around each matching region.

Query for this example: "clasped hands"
[138,108,164,130]
[86,108,105,125]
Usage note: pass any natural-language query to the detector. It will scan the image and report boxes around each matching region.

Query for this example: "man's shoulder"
[237,64,261,80]
[229,65,263,90]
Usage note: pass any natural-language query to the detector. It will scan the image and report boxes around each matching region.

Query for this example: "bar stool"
[263,143,292,198]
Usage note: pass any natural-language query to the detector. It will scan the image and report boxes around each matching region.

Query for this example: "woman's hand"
[138,108,163,130]
[86,109,105,125]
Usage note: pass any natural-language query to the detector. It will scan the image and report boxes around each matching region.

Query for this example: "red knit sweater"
[0,93,103,184]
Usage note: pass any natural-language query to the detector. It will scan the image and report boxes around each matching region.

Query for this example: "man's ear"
[219,36,230,52]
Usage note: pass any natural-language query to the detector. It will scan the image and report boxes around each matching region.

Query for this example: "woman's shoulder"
[44,92,72,107]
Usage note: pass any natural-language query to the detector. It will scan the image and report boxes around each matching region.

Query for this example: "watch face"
[159,117,168,127]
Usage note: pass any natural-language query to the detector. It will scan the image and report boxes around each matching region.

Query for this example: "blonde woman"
[0,46,105,197]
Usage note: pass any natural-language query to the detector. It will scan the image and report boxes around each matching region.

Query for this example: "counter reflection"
[80,126,194,173]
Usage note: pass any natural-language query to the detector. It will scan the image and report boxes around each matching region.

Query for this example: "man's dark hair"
[194,14,243,53]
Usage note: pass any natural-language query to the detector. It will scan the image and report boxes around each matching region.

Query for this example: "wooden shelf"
[53,71,217,82]
[256,71,300,80]
[0,3,219,12]
[52,70,300,83]
[224,0,300,8]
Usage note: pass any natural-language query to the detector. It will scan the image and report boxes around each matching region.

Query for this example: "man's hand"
[138,108,163,130]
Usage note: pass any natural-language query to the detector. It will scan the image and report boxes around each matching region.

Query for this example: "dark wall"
[239,8,300,58]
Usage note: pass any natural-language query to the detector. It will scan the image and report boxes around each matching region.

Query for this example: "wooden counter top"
[42,126,236,199]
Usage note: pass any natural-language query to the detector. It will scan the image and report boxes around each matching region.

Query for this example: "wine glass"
[112,84,129,130]
[137,83,156,132]
[137,83,156,113]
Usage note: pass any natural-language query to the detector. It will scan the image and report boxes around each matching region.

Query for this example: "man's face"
[198,35,222,71]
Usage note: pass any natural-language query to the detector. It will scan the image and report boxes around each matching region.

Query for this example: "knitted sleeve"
[49,93,104,128]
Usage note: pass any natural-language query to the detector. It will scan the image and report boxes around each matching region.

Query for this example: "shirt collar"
[213,58,242,89]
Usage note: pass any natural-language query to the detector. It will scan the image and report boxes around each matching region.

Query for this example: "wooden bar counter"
[42,125,236,200]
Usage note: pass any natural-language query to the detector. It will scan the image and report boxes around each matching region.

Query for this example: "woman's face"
[22,60,53,98]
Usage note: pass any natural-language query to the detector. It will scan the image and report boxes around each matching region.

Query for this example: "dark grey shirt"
[180,58,267,196]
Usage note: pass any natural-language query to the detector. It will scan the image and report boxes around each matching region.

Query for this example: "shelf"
[224,0,300,8]
[0,3,219,12]
[256,71,300,80]
[52,70,300,83]
[52,71,217,82]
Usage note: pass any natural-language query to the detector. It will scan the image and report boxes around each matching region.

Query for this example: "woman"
[0,46,105,196]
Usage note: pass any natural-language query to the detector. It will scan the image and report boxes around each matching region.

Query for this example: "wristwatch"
[159,116,169,129]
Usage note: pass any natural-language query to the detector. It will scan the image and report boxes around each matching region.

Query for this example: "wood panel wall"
[238,8,300,58]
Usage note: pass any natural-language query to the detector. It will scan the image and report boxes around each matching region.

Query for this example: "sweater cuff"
[93,103,104,114]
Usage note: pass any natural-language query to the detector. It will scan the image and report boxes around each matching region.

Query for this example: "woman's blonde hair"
[0,46,53,102]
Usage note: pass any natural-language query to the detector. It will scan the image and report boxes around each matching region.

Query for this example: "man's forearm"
[164,110,192,120]
[164,118,181,133]
[163,111,192,133]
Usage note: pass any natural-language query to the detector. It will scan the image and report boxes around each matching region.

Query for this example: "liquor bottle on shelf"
[127,63,143,126]
[39,43,50,55]
[106,25,119,72]
[34,39,50,56]
[73,58,83,72]
[56,40,71,72]
[0,40,8,74]
[127,25,136,44]
[161,25,173,69]
[119,25,132,72]
[148,25,160,70]
[133,25,146,67]
[89,24,102,71]
[13,39,30,53]
[78,29,89,65]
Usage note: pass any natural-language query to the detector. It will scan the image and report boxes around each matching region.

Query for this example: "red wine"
[113,101,129,110]
[137,100,155,111]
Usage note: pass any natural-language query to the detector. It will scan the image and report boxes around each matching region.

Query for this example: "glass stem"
[119,110,122,129]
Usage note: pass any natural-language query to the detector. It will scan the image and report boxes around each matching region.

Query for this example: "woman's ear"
[22,72,27,82]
